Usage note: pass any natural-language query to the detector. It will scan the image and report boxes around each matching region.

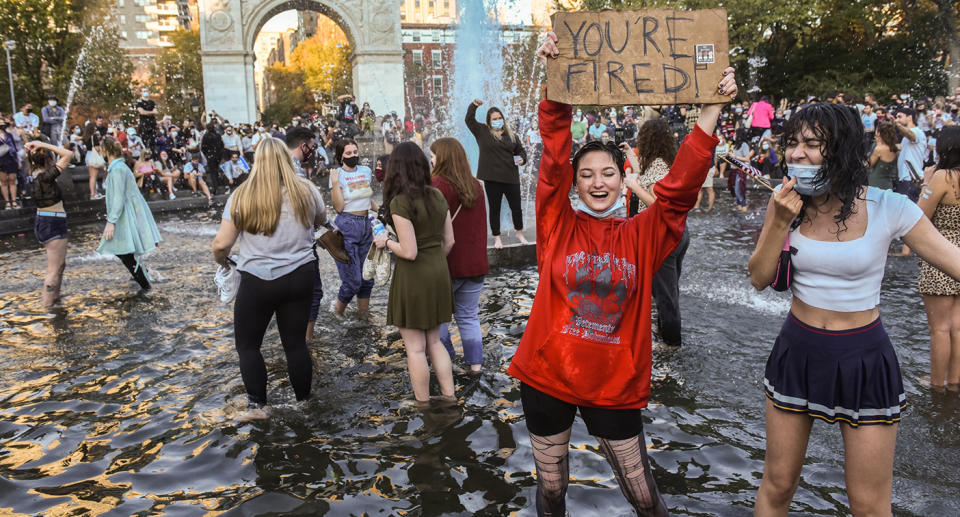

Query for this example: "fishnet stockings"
[529,430,571,517]
[597,435,669,516]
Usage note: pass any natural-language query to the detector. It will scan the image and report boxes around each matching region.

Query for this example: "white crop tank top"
[788,186,923,312]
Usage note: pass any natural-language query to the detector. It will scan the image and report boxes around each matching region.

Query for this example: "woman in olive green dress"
[374,142,456,403]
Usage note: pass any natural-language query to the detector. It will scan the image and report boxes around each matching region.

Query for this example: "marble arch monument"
[198,0,404,123]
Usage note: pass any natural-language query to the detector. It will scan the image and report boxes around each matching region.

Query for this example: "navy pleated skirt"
[763,313,905,427]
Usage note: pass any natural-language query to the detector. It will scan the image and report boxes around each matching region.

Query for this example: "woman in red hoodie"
[506,32,738,516]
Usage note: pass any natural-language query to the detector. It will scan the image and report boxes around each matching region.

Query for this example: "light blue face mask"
[787,163,830,196]
[490,119,504,130]
[577,197,624,218]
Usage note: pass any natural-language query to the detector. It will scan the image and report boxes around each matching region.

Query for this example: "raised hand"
[717,67,738,101]
[537,31,559,65]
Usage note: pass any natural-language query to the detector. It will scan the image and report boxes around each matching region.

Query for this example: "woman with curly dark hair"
[374,142,456,403]
[748,104,960,515]
[621,118,688,346]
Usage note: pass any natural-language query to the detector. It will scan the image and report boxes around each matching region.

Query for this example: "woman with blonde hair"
[212,136,328,420]
[96,136,163,291]
[430,137,489,373]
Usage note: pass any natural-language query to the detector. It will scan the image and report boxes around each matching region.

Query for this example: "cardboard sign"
[546,9,730,105]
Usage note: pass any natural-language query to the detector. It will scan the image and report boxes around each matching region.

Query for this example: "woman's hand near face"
[773,177,803,226]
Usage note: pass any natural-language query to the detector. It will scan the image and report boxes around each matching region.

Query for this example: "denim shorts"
[35,213,68,244]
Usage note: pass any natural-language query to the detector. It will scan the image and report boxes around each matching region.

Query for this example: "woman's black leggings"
[118,254,151,290]
[484,180,523,236]
[234,261,315,404]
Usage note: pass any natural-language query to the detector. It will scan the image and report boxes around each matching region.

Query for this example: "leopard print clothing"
[919,204,960,296]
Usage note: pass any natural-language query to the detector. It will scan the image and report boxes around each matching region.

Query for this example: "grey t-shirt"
[223,182,325,280]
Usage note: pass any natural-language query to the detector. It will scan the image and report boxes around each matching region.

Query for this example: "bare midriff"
[790,296,880,331]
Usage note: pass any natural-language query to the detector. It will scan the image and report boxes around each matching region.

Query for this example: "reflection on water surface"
[1,198,958,516]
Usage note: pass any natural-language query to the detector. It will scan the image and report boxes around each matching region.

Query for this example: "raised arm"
[465,100,486,138]
[24,140,72,171]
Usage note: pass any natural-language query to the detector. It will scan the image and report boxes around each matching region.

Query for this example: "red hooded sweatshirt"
[506,99,718,409]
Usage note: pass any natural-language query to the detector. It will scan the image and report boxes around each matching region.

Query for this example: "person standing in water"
[329,138,378,319]
[507,31,738,516]
[749,104,960,516]
[96,136,162,291]
[24,140,74,307]
[465,99,528,249]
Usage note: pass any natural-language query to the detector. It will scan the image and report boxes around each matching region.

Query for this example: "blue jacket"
[96,158,163,268]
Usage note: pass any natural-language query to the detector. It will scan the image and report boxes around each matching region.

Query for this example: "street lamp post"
[3,40,15,114]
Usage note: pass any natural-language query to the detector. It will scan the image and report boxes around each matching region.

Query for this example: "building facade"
[113,0,198,78]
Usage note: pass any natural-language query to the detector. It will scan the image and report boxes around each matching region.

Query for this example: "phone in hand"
[614,128,625,145]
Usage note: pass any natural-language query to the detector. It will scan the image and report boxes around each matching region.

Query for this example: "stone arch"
[242,0,358,56]
[199,0,403,123]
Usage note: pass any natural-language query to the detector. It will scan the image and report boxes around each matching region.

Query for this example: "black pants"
[484,180,523,236]
[118,253,151,290]
[652,228,690,347]
[234,261,315,404]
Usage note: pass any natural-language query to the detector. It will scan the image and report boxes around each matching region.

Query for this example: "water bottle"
[370,216,386,239]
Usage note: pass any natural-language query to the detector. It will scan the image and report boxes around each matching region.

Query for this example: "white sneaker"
[169,193,176,200]
[91,193,104,200]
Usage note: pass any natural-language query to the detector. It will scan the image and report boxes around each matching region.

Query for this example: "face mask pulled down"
[787,163,830,197]
[576,197,624,219]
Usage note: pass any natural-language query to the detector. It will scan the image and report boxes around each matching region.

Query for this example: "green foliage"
[149,30,204,123]
[261,64,318,124]
[551,0,955,100]
[0,0,133,118]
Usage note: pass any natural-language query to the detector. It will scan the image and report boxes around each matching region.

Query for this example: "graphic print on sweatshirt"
[561,251,637,344]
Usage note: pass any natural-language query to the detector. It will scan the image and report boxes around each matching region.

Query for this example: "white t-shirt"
[223,183,325,280]
[897,127,927,181]
[221,132,242,151]
[330,165,374,213]
[786,186,923,312]
[13,112,39,133]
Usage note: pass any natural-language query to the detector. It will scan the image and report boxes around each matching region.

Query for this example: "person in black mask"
[329,138,378,319]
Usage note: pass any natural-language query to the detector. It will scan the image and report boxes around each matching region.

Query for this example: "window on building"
[412,50,423,67]
[120,15,126,24]
[432,76,443,96]
[117,0,124,6]
[121,31,128,38]
[432,30,440,42]
[136,31,150,39]
[415,0,420,6]
[415,80,424,97]
[431,50,442,69]
[429,0,434,7]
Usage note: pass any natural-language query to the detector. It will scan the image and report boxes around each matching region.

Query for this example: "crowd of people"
[8,27,960,515]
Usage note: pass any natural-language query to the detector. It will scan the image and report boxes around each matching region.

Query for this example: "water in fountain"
[58,27,101,146]
[445,0,538,235]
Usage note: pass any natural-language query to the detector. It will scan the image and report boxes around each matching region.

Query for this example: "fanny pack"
[770,233,796,292]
